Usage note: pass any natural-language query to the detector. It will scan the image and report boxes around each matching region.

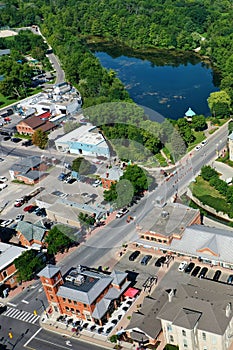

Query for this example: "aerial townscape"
[0,1,233,350]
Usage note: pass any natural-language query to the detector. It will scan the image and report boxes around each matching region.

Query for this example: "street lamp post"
[36,298,48,317]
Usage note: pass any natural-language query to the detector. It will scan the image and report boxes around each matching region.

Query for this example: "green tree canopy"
[191,115,207,131]
[32,129,48,149]
[14,250,45,282]
[207,91,232,118]
[45,226,73,255]
[200,165,218,181]
[71,157,92,175]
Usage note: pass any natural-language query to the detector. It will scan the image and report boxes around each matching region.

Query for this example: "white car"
[1,219,14,227]
[92,180,101,187]
[116,208,129,218]
[0,183,7,190]
[195,145,202,151]
[0,176,7,182]
[201,140,207,146]
[178,261,188,272]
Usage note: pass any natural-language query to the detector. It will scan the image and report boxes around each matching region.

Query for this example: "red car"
[23,204,34,212]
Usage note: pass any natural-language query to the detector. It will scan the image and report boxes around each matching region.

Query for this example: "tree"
[63,121,80,134]
[200,165,218,181]
[14,250,45,282]
[45,226,73,255]
[78,212,96,228]
[32,129,48,149]
[72,157,92,175]
[191,115,207,131]
[121,164,148,195]
[207,91,232,118]
[103,182,118,203]
[170,129,186,161]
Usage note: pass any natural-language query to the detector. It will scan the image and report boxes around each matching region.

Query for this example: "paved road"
[0,121,229,349]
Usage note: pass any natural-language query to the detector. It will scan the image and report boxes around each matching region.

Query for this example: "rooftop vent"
[74,274,85,286]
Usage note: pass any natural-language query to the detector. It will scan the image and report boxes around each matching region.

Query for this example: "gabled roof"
[19,116,45,129]
[38,264,60,279]
[16,221,46,243]
[197,235,219,256]
[173,308,202,329]
[110,270,127,285]
[92,298,111,319]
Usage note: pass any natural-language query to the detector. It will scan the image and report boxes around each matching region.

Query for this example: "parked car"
[191,266,201,277]
[67,178,76,184]
[0,176,7,182]
[24,205,35,212]
[36,208,46,217]
[213,270,221,281]
[58,173,66,181]
[1,219,14,227]
[11,137,22,143]
[198,267,208,279]
[227,275,233,284]
[129,250,140,261]
[178,261,188,272]
[195,145,201,151]
[184,262,195,274]
[14,198,25,207]
[22,140,32,147]
[0,182,7,190]
[15,214,24,223]
[141,255,152,266]
[155,256,166,267]
[201,140,207,146]
[3,136,10,141]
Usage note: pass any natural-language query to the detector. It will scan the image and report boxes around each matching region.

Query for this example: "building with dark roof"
[16,115,55,135]
[38,265,132,325]
[16,221,47,248]
[9,156,48,184]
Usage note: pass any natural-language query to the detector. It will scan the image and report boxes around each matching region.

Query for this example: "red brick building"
[38,265,132,325]
[16,115,55,135]
[16,221,47,248]
[101,167,123,190]
[0,242,26,289]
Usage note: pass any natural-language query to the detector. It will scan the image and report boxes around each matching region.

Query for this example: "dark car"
[58,173,66,181]
[191,266,201,277]
[22,140,32,147]
[155,256,166,267]
[198,267,208,279]
[213,270,221,281]
[227,275,233,284]
[11,137,22,143]
[28,205,38,213]
[67,178,76,184]
[129,250,140,261]
[184,262,195,274]
[141,255,152,266]
[3,136,11,141]
[36,208,46,217]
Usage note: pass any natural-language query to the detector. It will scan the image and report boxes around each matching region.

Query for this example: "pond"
[91,44,219,119]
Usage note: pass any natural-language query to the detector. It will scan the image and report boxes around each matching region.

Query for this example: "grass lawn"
[0,93,17,108]
[155,153,168,167]
[190,176,232,215]
[187,131,205,152]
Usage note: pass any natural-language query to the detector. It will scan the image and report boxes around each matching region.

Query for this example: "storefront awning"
[124,287,139,298]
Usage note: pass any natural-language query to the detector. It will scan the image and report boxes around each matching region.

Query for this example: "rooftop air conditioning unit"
[161,211,169,219]
[74,275,85,286]
[66,276,75,283]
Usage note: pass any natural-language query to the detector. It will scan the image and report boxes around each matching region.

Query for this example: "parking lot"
[114,249,233,292]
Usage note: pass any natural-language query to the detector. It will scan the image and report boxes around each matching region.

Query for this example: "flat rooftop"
[137,203,199,237]
[55,124,108,148]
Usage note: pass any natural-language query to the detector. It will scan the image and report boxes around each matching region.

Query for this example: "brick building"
[101,166,123,190]
[38,265,131,325]
[16,221,47,248]
[16,115,55,135]
[0,242,26,289]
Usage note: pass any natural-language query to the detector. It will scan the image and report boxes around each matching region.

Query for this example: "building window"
[2,271,7,278]
[71,308,74,313]
[202,332,206,341]
[68,299,72,304]
[74,301,77,305]
[182,330,186,337]
[63,298,66,302]
[183,339,187,348]
[169,335,174,343]
[83,303,87,308]
[65,306,69,311]
[50,295,54,300]
[212,336,216,345]
[167,325,172,332]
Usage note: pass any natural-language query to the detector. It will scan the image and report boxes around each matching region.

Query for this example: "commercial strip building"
[55,124,110,158]
[127,278,233,350]
[38,265,134,325]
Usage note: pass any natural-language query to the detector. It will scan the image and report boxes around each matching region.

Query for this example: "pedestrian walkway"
[2,306,40,324]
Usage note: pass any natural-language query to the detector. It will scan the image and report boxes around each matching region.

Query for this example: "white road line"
[26,314,37,323]
[9,309,21,318]
[24,327,42,347]
[7,302,18,307]
[20,312,31,321]
[29,336,73,350]
[22,299,29,304]
[4,308,17,317]
[31,316,40,324]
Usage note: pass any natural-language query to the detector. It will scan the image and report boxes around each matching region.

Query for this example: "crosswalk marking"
[2,307,40,324]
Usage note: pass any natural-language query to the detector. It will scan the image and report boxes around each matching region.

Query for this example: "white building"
[157,278,233,350]
[55,124,110,158]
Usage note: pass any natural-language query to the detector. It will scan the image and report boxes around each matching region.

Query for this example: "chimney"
[226,302,232,318]
[168,289,175,302]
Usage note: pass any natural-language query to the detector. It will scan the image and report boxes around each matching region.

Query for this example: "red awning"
[124,287,139,298]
